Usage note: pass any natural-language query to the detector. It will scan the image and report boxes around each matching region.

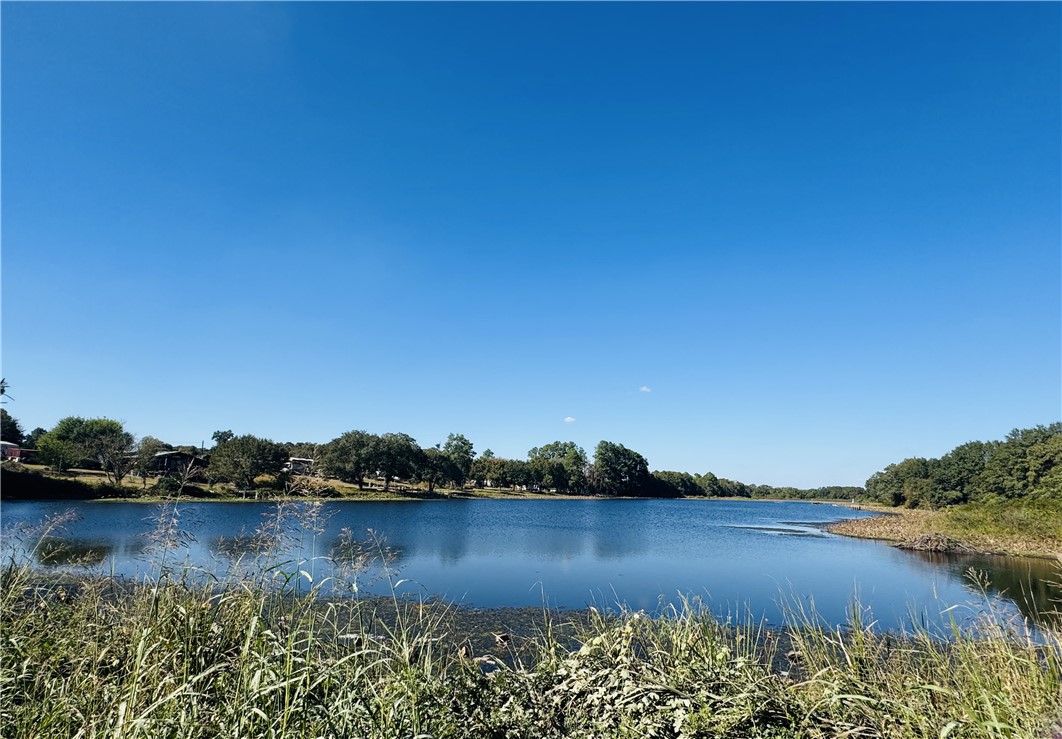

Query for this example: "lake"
[1,498,1057,631]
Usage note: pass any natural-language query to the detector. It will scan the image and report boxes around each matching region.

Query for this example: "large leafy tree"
[211,430,235,447]
[1,408,25,446]
[590,441,650,497]
[865,457,931,507]
[695,471,722,497]
[80,418,136,486]
[651,470,701,498]
[971,425,1060,499]
[865,423,1062,508]
[715,477,751,498]
[527,441,588,494]
[319,430,377,489]
[24,427,46,450]
[1027,434,1062,497]
[929,441,992,506]
[470,454,526,490]
[442,433,475,487]
[208,434,286,490]
[368,433,421,491]
[415,446,459,493]
[37,417,90,473]
[36,416,135,484]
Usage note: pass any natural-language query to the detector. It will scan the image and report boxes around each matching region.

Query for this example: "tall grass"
[2,508,1060,738]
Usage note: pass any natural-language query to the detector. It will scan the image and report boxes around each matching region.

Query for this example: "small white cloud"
[639,386,652,393]
[563,416,576,423]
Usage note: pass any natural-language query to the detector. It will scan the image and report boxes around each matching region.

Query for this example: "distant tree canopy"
[208,434,286,490]
[442,433,475,487]
[644,469,860,501]
[31,406,1006,504]
[319,430,376,489]
[371,433,422,491]
[650,471,700,498]
[865,423,1062,509]
[211,430,235,447]
[528,441,588,494]
[470,454,531,490]
[35,416,135,485]
[415,447,459,493]
[24,427,46,450]
[1,409,25,446]
[590,441,651,497]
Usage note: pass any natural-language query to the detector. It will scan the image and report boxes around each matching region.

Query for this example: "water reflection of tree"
[211,531,280,560]
[209,502,332,562]
[906,551,1061,626]
[35,537,113,567]
[326,501,474,565]
[591,501,648,560]
[328,528,405,594]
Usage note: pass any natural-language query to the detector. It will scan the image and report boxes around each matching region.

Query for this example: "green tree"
[695,471,722,497]
[415,446,459,493]
[36,417,90,473]
[211,429,235,447]
[442,433,475,487]
[1027,433,1062,497]
[1,408,25,446]
[319,430,377,489]
[901,477,937,509]
[368,433,421,491]
[929,440,992,505]
[80,418,135,486]
[35,416,134,484]
[651,470,701,498]
[208,434,286,490]
[471,454,515,489]
[470,456,531,490]
[865,458,931,506]
[971,425,1060,499]
[24,427,46,450]
[502,458,532,490]
[715,477,751,498]
[590,441,650,497]
[528,441,588,494]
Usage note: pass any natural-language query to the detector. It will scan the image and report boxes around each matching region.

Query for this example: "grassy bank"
[0,464,578,503]
[2,546,1061,737]
[827,498,1062,559]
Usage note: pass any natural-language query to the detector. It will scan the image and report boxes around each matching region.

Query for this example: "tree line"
[1,408,862,500]
[864,423,1062,509]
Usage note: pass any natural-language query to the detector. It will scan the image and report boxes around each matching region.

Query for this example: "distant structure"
[151,450,209,475]
[1,441,36,463]
[283,457,315,475]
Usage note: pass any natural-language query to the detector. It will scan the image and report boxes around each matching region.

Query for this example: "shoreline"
[824,505,1062,561]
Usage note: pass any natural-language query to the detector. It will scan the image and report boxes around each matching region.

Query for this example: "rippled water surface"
[2,498,1057,630]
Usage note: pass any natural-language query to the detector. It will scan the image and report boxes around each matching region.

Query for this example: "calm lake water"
[1,498,1057,631]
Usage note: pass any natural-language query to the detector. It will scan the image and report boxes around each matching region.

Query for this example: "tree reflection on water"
[906,550,1061,626]
[35,537,113,567]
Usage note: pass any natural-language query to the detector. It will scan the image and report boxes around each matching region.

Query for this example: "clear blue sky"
[3,3,1059,488]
